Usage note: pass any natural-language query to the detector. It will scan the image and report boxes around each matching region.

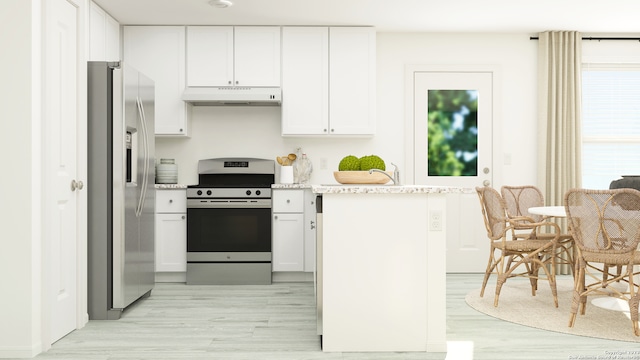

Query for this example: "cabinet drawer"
[156,190,186,213]
[272,190,304,212]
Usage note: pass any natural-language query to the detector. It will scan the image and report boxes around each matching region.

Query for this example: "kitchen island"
[307,184,470,353]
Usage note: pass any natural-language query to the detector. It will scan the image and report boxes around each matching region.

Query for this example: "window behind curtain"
[582,65,640,189]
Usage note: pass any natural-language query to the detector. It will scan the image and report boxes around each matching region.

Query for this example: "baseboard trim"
[272,272,314,282]
[155,271,314,283]
[0,342,42,358]
[155,272,187,283]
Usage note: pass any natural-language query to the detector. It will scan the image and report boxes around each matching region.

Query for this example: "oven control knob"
[246,190,252,196]
[207,190,212,196]
[197,190,202,196]
[256,190,261,196]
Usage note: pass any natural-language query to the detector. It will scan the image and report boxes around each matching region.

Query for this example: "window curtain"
[537,31,582,274]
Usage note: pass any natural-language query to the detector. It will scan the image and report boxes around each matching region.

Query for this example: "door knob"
[71,180,84,191]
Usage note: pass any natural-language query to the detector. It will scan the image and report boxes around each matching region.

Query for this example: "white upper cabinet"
[281,27,376,136]
[234,27,281,86]
[329,27,376,135]
[281,27,329,135]
[123,26,188,136]
[186,26,281,87]
[89,1,120,61]
[186,26,233,87]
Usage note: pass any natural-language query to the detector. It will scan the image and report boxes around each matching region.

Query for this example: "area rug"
[465,276,640,343]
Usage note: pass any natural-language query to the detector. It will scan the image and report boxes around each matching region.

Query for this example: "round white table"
[528,205,566,217]
[528,206,633,313]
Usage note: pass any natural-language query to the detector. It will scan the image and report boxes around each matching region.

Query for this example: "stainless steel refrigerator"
[87,61,155,320]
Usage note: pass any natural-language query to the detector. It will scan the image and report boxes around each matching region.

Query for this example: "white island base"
[317,187,448,353]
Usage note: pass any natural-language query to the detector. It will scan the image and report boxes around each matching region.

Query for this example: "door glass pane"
[427,89,479,176]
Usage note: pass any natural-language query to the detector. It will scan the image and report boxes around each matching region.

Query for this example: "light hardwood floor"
[32,274,640,360]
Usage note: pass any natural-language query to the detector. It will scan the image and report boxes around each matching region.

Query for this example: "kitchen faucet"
[369,162,401,185]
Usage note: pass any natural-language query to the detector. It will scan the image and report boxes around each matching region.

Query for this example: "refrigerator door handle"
[135,96,150,217]
[140,97,150,209]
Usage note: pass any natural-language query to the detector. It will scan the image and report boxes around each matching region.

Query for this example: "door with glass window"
[412,70,494,272]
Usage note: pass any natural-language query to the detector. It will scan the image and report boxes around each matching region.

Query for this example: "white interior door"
[46,0,79,342]
[412,69,495,272]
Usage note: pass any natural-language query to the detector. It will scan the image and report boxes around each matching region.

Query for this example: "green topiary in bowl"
[359,155,386,171]
[338,155,361,171]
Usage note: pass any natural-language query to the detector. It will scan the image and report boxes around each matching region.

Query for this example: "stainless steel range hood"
[182,87,281,106]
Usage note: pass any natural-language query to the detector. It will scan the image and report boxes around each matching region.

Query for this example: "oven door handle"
[187,199,271,209]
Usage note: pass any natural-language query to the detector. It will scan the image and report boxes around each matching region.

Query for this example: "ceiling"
[94,0,640,34]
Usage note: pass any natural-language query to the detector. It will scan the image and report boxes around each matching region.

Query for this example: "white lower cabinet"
[272,213,304,271]
[155,190,187,276]
[272,189,317,274]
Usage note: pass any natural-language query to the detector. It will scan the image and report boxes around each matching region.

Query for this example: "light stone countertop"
[155,184,189,189]
[271,184,313,190]
[272,183,474,194]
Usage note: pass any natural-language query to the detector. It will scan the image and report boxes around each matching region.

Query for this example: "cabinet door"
[281,27,329,135]
[186,26,234,87]
[329,27,376,135]
[89,2,120,61]
[234,26,281,86]
[88,3,106,61]
[105,13,120,61]
[123,26,188,136]
[272,213,304,272]
[155,213,187,272]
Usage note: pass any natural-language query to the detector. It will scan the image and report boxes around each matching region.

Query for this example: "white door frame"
[40,0,88,351]
[404,64,503,272]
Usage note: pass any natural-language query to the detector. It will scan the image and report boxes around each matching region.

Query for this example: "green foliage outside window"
[427,89,479,176]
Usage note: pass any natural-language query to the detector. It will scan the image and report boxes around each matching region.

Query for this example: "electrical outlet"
[430,210,442,231]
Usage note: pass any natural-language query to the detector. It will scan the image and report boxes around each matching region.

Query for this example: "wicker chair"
[564,188,640,336]
[476,186,561,307]
[501,185,574,276]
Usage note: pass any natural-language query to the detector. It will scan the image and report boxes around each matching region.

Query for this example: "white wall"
[583,37,640,63]
[157,32,539,188]
[0,0,41,357]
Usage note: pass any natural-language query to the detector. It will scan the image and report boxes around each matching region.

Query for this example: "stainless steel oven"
[186,158,274,285]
